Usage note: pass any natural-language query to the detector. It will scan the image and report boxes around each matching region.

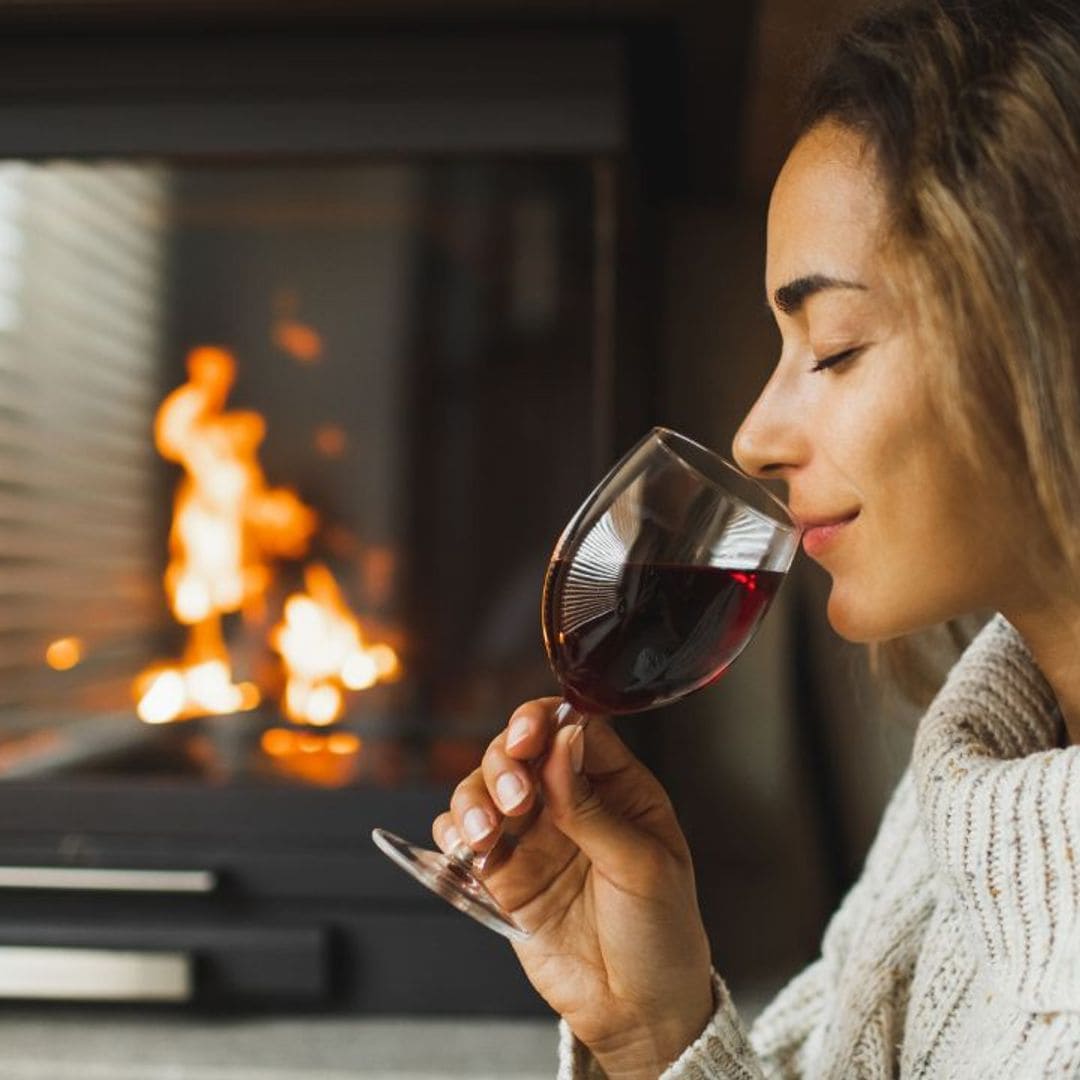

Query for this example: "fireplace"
[0,7,662,1013]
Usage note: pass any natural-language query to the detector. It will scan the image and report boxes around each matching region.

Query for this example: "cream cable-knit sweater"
[557,615,1080,1078]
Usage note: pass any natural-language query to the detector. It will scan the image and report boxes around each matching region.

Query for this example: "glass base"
[371,828,530,943]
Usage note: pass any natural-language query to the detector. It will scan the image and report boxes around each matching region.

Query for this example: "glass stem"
[448,841,482,874]
[553,698,588,731]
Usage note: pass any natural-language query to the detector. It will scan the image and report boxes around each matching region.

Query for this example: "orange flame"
[274,320,323,364]
[136,619,260,725]
[135,345,316,723]
[272,288,323,364]
[134,345,403,752]
[260,727,362,787]
[271,563,400,726]
[46,636,84,671]
[154,346,317,625]
[313,423,347,459]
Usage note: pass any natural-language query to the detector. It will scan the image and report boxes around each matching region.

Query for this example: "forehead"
[766,122,887,296]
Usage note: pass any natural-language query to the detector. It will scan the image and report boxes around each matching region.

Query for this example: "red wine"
[542,560,783,714]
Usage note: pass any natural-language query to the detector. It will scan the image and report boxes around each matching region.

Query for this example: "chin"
[825,592,881,642]
[825,585,911,644]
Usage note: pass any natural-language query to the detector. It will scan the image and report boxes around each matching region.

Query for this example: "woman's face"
[733,121,1028,642]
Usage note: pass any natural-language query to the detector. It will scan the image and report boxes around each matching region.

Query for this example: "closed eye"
[810,346,864,373]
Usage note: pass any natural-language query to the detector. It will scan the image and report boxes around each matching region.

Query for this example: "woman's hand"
[432,698,714,1079]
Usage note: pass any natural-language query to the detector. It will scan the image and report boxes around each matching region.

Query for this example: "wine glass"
[372,426,801,942]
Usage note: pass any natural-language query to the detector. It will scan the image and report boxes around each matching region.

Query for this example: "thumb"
[541,723,648,876]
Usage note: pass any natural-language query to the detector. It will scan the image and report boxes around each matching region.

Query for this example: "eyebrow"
[771,274,867,315]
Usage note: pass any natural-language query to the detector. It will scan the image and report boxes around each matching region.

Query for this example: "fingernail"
[569,726,585,774]
[443,825,463,852]
[464,806,494,843]
[496,771,527,811]
[506,715,531,749]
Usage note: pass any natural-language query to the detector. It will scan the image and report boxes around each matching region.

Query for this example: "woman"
[432,0,1080,1075]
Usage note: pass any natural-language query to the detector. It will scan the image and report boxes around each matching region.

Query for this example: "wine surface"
[542,560,782,714]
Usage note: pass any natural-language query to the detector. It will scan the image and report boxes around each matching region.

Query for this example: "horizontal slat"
[0,476,156,517]
[23,255,164,332]
[0,866,215,892]
[30,166,167,240]
[0,519,158,551]
[0,343,164,404]
[0,630,159,660]
[0,355,162,429]
[0,669,163,711]
[0,596,160,619]
[0,162,165,708]
[0,596,157,626]
[0,946,192,1001]
[0,550,158,579]
[0,431,154,466]
[0,470,156,507]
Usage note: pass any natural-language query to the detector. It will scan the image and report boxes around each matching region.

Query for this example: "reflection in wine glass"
[373,427,800,941]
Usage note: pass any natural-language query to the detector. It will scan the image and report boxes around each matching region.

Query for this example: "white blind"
[0,161,168,722]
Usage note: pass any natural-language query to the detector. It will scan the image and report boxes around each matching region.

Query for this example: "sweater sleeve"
[555,961,829,1080]
[555,768,927,1079]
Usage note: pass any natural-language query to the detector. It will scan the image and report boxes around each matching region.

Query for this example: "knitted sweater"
[557,615,1080,1078]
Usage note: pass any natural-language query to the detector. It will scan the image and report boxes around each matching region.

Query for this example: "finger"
[568,718,682,833]
[540,723,670,882]
[434,808,521,880]
[449,769,501,852]
[566,715,642,777]
[482,738,536,818]
[480,807,582,912]
[502,697,564,761]
[432,812,463,853]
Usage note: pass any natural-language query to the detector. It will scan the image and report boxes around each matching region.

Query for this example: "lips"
[796,510,860,558]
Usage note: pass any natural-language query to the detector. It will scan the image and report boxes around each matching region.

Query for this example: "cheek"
[823,517,945,641]
[817,376,972,641]
[820,516,919,642]
[822,447,998,642]
[800,324,1024,641]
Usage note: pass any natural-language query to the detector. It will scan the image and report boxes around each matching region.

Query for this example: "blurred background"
[0,0,928,1073]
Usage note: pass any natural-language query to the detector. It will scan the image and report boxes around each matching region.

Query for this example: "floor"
[0,1011,560,1080]
[0,985,777,1079]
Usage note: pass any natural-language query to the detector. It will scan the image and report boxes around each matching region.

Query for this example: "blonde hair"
[799,0,1080,703]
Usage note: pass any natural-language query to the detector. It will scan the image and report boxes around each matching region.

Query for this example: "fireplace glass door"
[0,155,606,792]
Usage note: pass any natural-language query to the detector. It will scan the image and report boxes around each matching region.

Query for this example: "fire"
[154,346,317,626]
[135,345,316,724]
[46,636,84,671]
[313,423,347,459]
[271,563,400,726]
[273,319,323,364]
[272,288,323,364]
[133,344,402,764]
[260,728,362,788]
[135,620,260,725]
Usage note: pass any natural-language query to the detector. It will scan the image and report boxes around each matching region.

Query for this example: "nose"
[731,368,808,480]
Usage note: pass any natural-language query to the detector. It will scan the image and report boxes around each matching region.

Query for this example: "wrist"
[587,985,716,1079]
